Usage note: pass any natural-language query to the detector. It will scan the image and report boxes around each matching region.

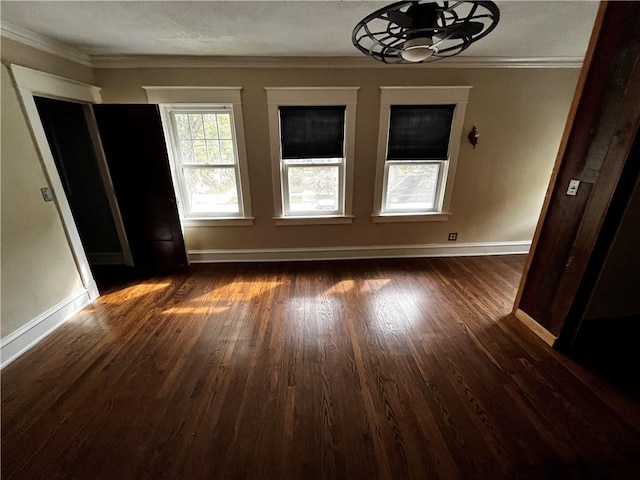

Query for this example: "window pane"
[217,114,233,139]
[385,163,440,211]
[279,106,345,159]
[206,140,222,163]
[179,140,194,163]
[220,140,235,164]
[287,165,340,213]
[204,114,219,138]
[387,105,455,160]
[183,167,239,214]
[193,140,207,163]
[173,112,238,166]
[175,114,190,139]
[189,114,204,139]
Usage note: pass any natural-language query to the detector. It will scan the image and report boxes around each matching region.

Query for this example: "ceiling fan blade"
[446,21,485,39]
[387,11,413,28]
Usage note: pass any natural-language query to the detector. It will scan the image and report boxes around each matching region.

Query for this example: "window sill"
[371,212,451,223]
[182,217,255,227]
[274,215,354,226]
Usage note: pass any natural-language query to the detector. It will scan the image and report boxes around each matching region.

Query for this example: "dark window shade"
[279,106,345,159]
[387,105,455,160]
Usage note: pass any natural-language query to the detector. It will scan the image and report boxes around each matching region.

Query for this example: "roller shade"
[279,106,345,159]
[387,105,455,160]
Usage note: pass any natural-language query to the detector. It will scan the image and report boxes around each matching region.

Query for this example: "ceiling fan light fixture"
[352,1,500,64]
[401,37,436,62]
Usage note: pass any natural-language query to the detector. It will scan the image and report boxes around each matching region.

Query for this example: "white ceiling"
[1,1,600,59]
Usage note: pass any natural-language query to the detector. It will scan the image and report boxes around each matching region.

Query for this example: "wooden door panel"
[93,104,187,269]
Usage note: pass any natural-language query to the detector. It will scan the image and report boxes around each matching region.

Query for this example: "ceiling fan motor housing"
[405,3,440,41]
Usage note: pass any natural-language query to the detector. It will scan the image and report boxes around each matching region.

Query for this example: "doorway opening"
[34,96,133,274]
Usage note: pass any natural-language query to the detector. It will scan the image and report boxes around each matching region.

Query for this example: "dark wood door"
[93,104,188,269]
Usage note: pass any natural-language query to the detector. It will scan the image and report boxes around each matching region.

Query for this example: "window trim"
[265,87,358,225]
[372,86,471,223]
[144,86,253,226]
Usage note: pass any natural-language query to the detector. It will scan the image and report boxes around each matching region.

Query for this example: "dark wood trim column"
[513,1,640,341]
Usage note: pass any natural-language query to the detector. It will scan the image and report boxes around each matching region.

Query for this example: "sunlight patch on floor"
[161,305,230,315]
[99,283,171,304]
[322,279,357,296]
[187,280,283,303]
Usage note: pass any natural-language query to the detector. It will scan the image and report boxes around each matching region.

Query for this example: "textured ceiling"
[0,1,600,58]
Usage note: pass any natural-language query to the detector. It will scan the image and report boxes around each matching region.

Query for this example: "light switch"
[40,187,53,202]
[566,179,580,196]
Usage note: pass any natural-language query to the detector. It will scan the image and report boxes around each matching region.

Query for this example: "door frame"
[9,65,133,300]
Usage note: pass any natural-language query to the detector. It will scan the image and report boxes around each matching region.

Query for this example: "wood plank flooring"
[2,256,640,479]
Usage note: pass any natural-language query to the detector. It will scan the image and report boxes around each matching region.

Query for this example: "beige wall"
[1,39,93,338]
[96,66,580,251]
[0,36,580,337]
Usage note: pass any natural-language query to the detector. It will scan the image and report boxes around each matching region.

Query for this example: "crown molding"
[91,55,583,70]
[0,22,583,70]
[0,21,92,67]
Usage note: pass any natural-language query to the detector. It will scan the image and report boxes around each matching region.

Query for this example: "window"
[266,88,358,225]
[373,87,471,223]
[166,107,243,216]
[280,106,345,215]
[146,87,253,226]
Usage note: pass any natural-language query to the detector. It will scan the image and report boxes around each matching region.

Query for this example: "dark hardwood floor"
[2,256,639,479]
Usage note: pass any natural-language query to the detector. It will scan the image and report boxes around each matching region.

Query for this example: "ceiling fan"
[352,0,500,63]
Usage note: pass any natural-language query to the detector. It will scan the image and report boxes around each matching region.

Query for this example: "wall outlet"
[448,232,458,241]
[40,187,53,202]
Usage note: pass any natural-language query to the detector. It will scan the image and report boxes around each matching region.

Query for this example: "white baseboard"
[189,241,531,263]
[1,288,94,368]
